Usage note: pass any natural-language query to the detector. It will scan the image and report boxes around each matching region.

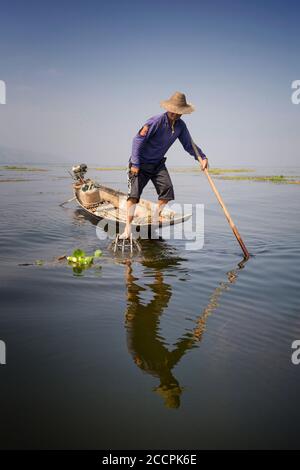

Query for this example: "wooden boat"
[72,175,191,229]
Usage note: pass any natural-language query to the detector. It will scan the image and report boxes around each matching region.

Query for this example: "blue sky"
[0,0,299,165]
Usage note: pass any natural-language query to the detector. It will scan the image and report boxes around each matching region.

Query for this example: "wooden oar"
[59,196,76,207]
[191,141,250,260]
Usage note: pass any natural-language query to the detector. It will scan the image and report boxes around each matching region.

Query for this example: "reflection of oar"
[59,196,76,207]
[191,141,250,260]
[192,257,247,342]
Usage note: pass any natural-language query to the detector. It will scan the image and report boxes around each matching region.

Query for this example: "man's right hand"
[130,166,140,175]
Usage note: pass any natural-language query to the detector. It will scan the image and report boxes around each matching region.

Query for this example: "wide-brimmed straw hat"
[160,91,195,114]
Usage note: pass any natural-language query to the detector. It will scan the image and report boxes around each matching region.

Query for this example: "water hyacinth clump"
[67,249,102,275]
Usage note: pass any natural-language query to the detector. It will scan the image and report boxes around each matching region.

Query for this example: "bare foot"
[119,226,132,239]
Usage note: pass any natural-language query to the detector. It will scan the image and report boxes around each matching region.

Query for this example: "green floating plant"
[67,248,102,273]
[35,259,44,266]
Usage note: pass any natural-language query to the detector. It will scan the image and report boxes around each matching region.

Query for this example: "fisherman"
[119,91,208,239]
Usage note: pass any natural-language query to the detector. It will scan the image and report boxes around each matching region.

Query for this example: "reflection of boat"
[71,164,191,229]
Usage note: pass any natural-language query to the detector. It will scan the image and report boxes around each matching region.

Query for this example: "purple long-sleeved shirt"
[129,112,206,168]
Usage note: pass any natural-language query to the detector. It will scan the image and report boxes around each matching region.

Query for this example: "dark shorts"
[127,158,175,202]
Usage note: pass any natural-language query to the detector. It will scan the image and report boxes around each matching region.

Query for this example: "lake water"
[0,164,299,449]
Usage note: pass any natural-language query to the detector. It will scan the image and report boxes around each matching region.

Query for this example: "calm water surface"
[0,165,299,449]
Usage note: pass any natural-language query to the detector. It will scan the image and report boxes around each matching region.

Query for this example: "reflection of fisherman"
[123,243,246,409]
[124,258,196,409]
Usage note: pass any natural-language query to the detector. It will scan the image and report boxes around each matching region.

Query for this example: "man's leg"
[151,164,175,221]
[153,199,169,222]
[119,166,150,239]
[119,197,138,239]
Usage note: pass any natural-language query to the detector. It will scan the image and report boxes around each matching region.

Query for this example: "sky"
[0,0,299,166]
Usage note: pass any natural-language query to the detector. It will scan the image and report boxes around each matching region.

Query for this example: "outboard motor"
[71,164,101,207]
[71,163,88,182]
